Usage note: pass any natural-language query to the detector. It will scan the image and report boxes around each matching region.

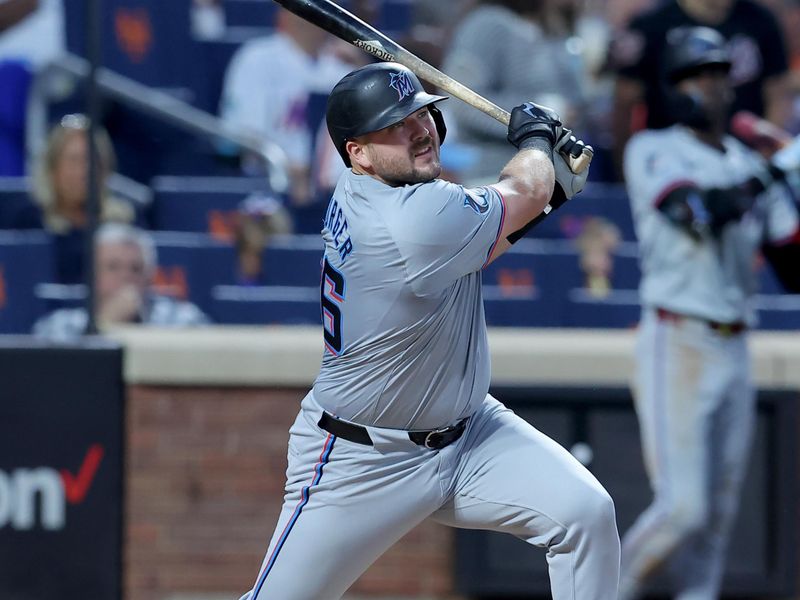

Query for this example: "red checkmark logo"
[60,443,105,504]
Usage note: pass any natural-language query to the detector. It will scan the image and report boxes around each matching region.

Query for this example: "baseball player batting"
[620,26,800,600]
[237,62,620,600]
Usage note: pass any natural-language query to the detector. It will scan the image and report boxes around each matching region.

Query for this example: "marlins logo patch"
[389,71,415,101]
[463,187,490,214]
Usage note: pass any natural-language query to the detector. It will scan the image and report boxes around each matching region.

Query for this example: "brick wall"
[125,386,460,600]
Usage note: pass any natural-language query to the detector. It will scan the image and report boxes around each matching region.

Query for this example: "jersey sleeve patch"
[392,180,504,295]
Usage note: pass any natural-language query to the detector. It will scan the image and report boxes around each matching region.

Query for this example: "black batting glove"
[507,102,562,150]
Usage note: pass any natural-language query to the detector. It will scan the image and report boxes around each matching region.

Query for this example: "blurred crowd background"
[0,0,799,337]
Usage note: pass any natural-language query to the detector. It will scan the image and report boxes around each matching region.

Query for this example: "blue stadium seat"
[609,244,641,289]
[102,0,195,89]
[564,289,641,329]
[482,240,581,327]
[378,0,413,35]
[530,183,637,241]
[223,0,277,27]
[261,236,324,287]
[152,232,237,315]
[151,176,273,232]
[209,285,320,324]
[0,177,33,229]
[482,239,644,327]
[0,231,54,333]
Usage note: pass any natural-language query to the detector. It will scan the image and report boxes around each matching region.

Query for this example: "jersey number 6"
[321,258,345,355]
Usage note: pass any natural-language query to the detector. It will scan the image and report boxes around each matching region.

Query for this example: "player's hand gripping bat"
[273,0,593,174]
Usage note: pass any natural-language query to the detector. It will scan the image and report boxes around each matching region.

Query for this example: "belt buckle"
[714,323,734,337]
[424,427,449,449]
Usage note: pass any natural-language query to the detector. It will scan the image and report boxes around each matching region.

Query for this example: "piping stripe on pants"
[252,433,337,598]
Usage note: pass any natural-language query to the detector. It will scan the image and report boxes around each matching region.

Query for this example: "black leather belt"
[318,411,468,450]
[656,307,746,336]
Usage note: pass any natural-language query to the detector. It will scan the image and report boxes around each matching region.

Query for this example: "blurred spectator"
[406,0,476,67]
[10,114,135,283]
[33,223,210,341]
[0,0,65,175]
[219,8,358,208]
[574,216,621,298]
[440,0,589,184]
[607,0,791,179]
[233,192,292,286]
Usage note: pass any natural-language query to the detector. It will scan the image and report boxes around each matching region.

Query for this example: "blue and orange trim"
[252,432,337,598]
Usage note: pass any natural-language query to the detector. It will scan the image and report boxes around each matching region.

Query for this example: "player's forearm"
[498,144,555,225]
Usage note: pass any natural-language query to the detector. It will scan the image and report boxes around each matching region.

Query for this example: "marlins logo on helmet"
[389,71,415,101]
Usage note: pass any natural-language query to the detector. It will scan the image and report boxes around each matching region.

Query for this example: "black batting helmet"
[663,26,732,84]
[326,62,448,167]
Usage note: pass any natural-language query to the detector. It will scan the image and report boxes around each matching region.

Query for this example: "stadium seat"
[151,176,274,234]
[378,0,414,35]
[209,284,320,325]
[223,0,277,28]
[261,236,324,287]
[152,231,238,315]
[531,183,637,242]
[482,239,643,327]
[482,240,581,327]
[564,289,641,329]
[0,177,33,229]
[608,244,641,289]
[0,231,54,333]
[101,0,195,89]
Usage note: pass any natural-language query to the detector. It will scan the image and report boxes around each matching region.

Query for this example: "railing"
[25,52,290,194]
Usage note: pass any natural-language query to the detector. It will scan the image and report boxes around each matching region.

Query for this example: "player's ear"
[346,139,372,171]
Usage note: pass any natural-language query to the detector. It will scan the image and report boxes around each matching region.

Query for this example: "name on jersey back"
[324,199,353,261]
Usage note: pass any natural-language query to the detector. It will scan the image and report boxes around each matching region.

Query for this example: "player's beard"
[372,137,442,186]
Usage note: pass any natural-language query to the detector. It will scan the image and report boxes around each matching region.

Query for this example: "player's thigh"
[251,422,443,599]
[634,318,711,484]
[434,397,613,541]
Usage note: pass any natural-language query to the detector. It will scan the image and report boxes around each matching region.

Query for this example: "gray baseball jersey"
[625,125,799,325]
[241,168,621,600]
[312,169,505,430]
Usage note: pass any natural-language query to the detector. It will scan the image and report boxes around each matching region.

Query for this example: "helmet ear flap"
[429,104,447,145]
[338,139,353,168]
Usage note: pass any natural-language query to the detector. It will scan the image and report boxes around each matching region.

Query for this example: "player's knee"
[580,485,618,538]
[665,499,707,539]
[552,480,617,542]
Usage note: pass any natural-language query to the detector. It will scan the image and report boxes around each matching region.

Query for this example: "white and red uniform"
[621,124,799,599]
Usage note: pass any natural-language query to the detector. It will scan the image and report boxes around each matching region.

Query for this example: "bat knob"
[570,145,593,174]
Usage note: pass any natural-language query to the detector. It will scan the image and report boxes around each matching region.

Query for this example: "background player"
[238,62,620,600]
[608,0,790,179]
[620,26,800,600]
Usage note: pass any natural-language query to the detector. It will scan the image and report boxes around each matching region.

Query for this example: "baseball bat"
[730,110,800,173]
[731,111,792,152]
[273,0,592,173]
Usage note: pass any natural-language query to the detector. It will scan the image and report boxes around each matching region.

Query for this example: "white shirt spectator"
[220,31,351,168]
